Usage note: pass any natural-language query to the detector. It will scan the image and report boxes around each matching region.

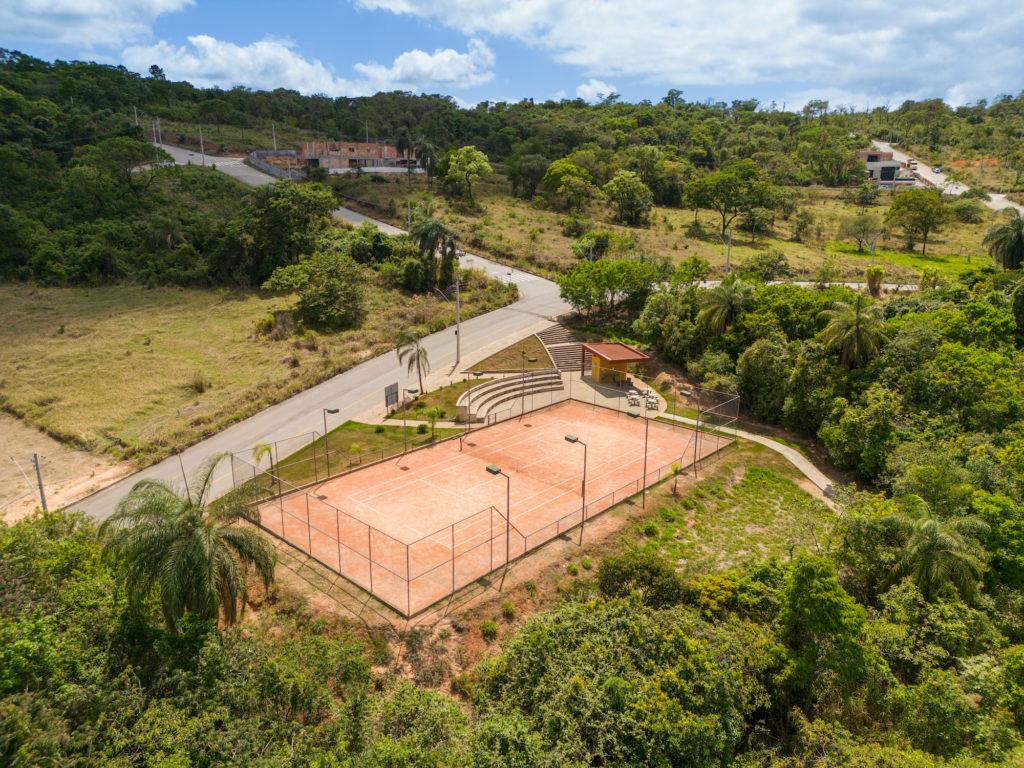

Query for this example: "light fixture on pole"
[627,410,649,508]
[485,465,511,572]
[323,408,339,477]
[564,435,587,545]
[402,388,419,452]
[466,371,483,431]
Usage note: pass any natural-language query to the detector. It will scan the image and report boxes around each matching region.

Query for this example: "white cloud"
[0,0,192,47]
[576,79,616,102]
[353,0,1024,105]
[121,35,494,96]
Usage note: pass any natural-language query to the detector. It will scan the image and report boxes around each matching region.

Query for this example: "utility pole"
[199,124,206,166]
[272,121,277,152]
[156,116,163,146]
[133,105,139,126]
[31,453,47,512]
[152,118,157,144]
[455,274,461,365]
[365,121,369,144]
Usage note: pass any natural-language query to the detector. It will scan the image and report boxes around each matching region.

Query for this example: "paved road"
[68,146,567,519]
[871,140,1024,216]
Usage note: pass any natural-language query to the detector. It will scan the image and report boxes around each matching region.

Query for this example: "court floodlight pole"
[564,436,587,545]
[323,408,339,478]
[627,410,649,508]
[402,388,418,452]
[486,465,511,574]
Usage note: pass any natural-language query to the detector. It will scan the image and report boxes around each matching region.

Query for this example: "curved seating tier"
[456,370,564,422]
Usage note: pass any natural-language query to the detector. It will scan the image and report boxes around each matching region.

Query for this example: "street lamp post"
[323,407,339,478]
[564,435,587,545]
[627,410,649,508]
[402,388,419,452]
[466,371,483,431]
[485,465,511,570]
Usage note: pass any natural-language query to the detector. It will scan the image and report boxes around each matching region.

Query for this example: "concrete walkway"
[659,413,835,496]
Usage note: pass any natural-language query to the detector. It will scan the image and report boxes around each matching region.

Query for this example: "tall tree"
[100,453,276,631]
[444,146,492,202]
[885,188,949,255]
[414,140,438,188]
[885,495,989,602]
[698,274,754,335]
[819,294,887,369]
[685,159,777,237]
[603,170,653,226]
[396,327,430,393]
[982,208,1024,270]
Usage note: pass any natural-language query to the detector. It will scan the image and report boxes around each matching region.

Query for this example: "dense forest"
[4,50,1024,766]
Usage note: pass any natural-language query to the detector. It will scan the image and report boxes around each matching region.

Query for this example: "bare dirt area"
[0,412,131,522]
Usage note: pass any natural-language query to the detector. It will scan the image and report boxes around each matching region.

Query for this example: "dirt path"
[0,413,130,522]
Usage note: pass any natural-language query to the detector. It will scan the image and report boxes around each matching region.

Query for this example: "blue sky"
[3,0,1023,109]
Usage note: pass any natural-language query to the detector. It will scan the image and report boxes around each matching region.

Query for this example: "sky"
[2,0,1023,110]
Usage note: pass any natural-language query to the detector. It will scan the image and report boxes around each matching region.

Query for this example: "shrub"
[374,424,385,433]
[561,214,590,238]
[501,602,515,620]
[188,371,212,393]
[580,557,592,570]
[642,522,659,537]
[597,551,683,607]
[524,581,537,596]
[255,313,275,335]
[566,563,580,576]
[480,620,498,642]
[417,423,428,434]
[865,265,885,297]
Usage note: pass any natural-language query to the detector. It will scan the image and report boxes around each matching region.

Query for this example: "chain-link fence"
[231,377,737,617]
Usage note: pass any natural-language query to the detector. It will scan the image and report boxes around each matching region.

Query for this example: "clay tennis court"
[257,400,728,615]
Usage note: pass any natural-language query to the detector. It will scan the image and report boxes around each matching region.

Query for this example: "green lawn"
[265,420,463,488]
[635,460,833,573]
[386,378,493,421]
[827,241,992,277]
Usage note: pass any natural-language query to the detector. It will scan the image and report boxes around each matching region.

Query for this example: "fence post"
[368,527,373,594]
[305,493,312,554]
[406,544,411,616]
[451,523,455,593]
[489,507,494,571]
[313,436,320,483]
[335,507,342,573]
[230,457,236,487]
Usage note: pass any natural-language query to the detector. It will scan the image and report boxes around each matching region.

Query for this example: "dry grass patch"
[0,279,513,465]
[332,174,996,280]
[469,335,553,372]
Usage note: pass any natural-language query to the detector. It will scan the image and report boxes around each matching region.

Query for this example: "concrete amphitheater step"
[456,371,564,421]
[536,324,579,345]
[546,343,591,371]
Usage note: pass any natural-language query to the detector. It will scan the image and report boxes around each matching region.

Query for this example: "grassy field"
[156,118,327,157]
[0,279,512,465]
[265,420,463,487]
[634,451,833,573]
[386,377,493,421]
[330,173,996,281]
[469,335,553,372]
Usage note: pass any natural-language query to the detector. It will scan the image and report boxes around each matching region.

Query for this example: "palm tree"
[100,453,276,631]
[698,275,753,335]
[884,495,988,603]
[396,327,430,393]
[395,127,413,187]
[818,294,887,369]
[411,216,451,259]
[414,140,438,188]
[982,208,1024,271]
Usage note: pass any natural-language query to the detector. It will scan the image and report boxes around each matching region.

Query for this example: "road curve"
[871,140,1024,216]
[67,146,567,519]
